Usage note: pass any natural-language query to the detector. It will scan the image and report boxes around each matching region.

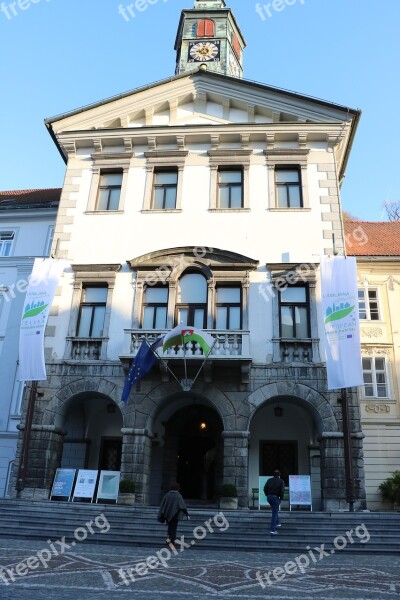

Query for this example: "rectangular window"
[0,231,15,257]
[358,289,380,320]
[218,169,243,209]
[152,170,178,210]
[142,286,168,329]
[362,356,388,398]
[77,287,107,337]
[96,172,122,211]
[275,169,302,208]
[279,285,309,339]
[216,286,241,329]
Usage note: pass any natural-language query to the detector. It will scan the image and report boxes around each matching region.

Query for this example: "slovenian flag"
[163,325,214,355]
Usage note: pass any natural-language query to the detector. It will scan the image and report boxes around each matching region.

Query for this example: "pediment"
[128,247,259,272]
[48,71,356,136]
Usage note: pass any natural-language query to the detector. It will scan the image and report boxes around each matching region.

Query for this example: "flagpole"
[16,380,38,495]
[340,387,355,512]
[190,338,218,388]
[142,339,182,388]
[182,334,188,385]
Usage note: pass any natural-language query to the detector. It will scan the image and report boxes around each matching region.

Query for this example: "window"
[279,285,309,338]
[77,287,108,337]
[96,172,122,211]
[218,169,243,209]
[197,19,215,37]
[275,169,302,208]
[0,231,15,257]
[176,273,207,328]
[232,33,241,59]
[44,226,54,256]
[152,170,178,210]
[358,289,380,320]
[142,286,168,329]
[362,357,388,398]
[216,287,241,329]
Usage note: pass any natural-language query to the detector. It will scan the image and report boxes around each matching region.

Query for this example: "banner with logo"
[19,258,67,381]
[320,256,363,390]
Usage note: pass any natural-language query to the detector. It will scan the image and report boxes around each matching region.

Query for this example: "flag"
[320,256,363,390]
[162,325,214,355]
[19,258,68,381]
[121,337,163,403]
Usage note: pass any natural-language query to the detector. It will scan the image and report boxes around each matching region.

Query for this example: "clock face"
[188,40,220,62]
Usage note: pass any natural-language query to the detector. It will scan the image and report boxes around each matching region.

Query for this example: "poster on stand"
[289,475,312,510]
[72,470,99,502]
[50,468,76,501]
[96,471,120,503]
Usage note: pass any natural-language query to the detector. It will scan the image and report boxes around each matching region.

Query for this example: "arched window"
[197,19,215,38]
[176,273,207,328]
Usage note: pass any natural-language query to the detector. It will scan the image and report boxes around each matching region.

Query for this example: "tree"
[342,210,361,222]
[383,201,400,221]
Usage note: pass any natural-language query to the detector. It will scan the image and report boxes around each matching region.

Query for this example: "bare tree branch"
[384,201,400,221]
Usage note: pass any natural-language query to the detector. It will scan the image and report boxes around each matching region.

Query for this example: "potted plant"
[119,479,136,505]
[379,471,400,510]
[219,483,238,509]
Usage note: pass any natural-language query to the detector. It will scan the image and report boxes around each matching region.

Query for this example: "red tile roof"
[345,221,400,256]
[0,188,61,208]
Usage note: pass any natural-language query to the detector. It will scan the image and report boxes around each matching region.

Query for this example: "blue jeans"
[267,495,281,532]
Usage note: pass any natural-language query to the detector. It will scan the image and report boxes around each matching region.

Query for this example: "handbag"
[157,512,166,524]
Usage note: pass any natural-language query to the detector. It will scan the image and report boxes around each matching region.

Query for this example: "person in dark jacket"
[264,470,285,535]
[158,482,189,545]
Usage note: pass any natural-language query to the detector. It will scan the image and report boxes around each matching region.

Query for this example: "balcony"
[121,329,252,384]
[66,337,104,361]
[272,338,321,364]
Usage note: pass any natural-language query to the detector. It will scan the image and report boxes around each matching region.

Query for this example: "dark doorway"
[163,405,223,500]
[259,441,298,485]
[99,438,122,471]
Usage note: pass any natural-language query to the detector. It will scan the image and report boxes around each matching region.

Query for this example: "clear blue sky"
[1,0,399,221]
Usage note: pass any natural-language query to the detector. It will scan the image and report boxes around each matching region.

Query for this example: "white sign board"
[289,475,312,510]
[72,470,98,502]
[96,471,120,503]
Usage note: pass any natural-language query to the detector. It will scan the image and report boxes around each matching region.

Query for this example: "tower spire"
[175,0,245,78]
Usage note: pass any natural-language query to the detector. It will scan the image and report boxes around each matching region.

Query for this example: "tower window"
[197,19,215,37]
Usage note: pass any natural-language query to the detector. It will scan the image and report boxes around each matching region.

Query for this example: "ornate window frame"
[142,150,188,212]
[86,152,132,213]
[208,149,252,211]
[264,149,310,211]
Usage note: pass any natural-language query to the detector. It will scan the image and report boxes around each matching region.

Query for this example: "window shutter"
[197,19,215,37]
[232,34,241,59]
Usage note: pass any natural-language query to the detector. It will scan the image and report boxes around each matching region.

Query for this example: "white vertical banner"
[320,256,363,390]
[19,259,67,381]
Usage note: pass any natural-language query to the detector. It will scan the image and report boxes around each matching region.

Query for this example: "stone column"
[319,431,367,511]
[222,431,249,508]
[11,424,65,500]
[121,428,153,504]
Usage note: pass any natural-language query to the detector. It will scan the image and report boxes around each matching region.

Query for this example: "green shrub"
[379,471,400,505]
[119,479,135,494]
[220,483,237,498]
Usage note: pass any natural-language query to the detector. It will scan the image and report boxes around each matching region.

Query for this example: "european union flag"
[121,337,163,403]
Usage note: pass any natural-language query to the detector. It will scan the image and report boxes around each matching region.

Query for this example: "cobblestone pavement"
[0,539,399,599]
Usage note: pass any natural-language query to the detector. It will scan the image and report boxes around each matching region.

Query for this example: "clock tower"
[174,0,246,78]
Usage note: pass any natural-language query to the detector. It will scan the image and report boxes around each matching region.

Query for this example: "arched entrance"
[149,401,223,504]
[59,393,123,472]
[249,396,321,507]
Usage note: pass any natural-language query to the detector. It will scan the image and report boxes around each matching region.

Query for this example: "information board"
[289,475,312,510]
[96,471,120,503]
[72,470,98,502]
[258,476,273,509]
[50,469,76,501]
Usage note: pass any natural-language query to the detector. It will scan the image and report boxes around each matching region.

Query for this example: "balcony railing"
[66,337,103,361]
[124,329,251,359]
[272,338,321,364]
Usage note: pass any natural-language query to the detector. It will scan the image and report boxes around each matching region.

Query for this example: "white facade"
[0,191,59,497]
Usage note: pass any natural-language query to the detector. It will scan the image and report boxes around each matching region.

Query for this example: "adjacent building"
[11,0,367,510]
[346,220,400,509]
[0,189,60,497]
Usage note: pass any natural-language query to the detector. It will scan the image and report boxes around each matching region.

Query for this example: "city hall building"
[12,0,367,510]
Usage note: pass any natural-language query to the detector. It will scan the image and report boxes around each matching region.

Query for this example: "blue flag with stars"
[121,337,163,403]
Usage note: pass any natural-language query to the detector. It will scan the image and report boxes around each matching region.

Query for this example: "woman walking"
[158,482,189,546]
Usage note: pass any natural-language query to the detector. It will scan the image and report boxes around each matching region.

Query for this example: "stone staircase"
[0,498,398,553]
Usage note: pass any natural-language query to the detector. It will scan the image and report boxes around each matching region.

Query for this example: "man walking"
[264,470,285,535]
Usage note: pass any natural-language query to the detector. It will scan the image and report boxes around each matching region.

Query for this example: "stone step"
[0,499,398,553]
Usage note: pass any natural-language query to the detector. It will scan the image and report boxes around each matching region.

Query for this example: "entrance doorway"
[259,441,298,485]
[162,405,223,501]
